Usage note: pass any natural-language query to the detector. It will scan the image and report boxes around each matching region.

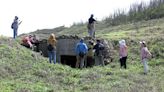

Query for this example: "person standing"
[140,41,152,74]
[47,33,57,64]
[11,16,22,39]
[87,14,96,38]
[75,38,88,68]
[86,40,94,67]
[93,39,105,66]
[119,40,128,69]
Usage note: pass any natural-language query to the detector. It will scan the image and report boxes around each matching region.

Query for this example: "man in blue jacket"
[75,38,88,68]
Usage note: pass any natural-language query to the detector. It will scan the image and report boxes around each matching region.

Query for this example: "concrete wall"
[38,38,81,62]
[57,39,79,56]
[38,36,114,65]
[57,38,79,62]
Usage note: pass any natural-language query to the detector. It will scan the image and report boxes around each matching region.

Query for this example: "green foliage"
[1,16,164,92]
[104,0,164,26]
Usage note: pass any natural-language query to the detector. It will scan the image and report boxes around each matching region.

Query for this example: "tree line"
[104,0,164,26]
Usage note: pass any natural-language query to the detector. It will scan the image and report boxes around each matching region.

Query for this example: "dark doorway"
[60,55,77,68]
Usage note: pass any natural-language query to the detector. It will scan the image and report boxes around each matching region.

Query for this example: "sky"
[0,0,150,37]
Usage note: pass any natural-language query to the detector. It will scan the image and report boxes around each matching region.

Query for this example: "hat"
[139,41,146,44]
[119,40,122,45]
[122,39,125,43]
[119,39,126,45]
[80,38,84,42]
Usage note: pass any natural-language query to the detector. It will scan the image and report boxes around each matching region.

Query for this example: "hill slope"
[0,18,164,92]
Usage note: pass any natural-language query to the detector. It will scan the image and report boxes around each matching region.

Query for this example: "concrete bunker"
[38,35,114,67]
[60,55,76,67]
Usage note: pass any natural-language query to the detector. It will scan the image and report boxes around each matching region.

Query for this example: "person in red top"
[21,35,33,48]
[21,35,39,50]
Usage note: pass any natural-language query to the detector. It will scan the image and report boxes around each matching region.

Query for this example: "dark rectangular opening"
[60,55,77,68]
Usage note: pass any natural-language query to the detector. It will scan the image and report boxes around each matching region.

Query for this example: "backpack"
[11,22,14,29]
[77,43,86,58]
[47,44,54,51]
[95,43,104,56]
[79,51,85,58]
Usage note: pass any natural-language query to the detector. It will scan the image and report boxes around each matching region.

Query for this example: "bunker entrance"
[60,55,77,68]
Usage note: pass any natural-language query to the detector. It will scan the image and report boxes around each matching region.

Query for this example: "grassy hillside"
[0,17,164,92]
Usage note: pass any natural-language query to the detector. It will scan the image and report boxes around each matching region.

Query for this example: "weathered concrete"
[38,35,114,67]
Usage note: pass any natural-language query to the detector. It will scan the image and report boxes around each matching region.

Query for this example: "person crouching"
[21,35,33,49]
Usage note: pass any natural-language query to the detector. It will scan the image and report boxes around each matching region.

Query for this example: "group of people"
[75,38,105,68]
[21,33,57,65]
[46,34,105,68]
[118,39,152,74]
[12,15,152,74]
[88,14,150,74]
[21,34,39,52]
[46,35,152,74]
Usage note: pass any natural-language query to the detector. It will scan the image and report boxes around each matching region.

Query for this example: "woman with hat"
[140,41,152,74]
[119,39,128,69]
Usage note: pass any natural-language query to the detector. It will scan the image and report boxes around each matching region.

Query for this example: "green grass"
[0,18,164,92]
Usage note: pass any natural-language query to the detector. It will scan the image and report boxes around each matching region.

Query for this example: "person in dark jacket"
[87,14,96,38]
[93,39,105,66]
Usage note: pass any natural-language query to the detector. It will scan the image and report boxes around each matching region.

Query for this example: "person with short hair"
[119,39,128,69]
[75,38,88,68]
[47,33,57,64]
[93,39,105,66]
[140,41,152,74]
[11,16,22,39]
[87,14,96,38]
